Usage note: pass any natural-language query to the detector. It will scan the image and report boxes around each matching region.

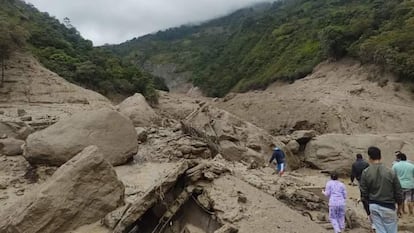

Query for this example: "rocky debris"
[135,127,148,143]
[17,126,34,140]
[304,133,414,174]
[20,115,32,121]
[0,180,8,189]
[214,224,239,233]
[27,118,58,131]
[135,127,212,162]
[104,159,233,233]
[186,160,231,182]
[0,146,125,233]
[117,93,159,127]
[0,137,25,156]
[155,91,204,121]
[24,108,138,166]
[206,175,329,233]
[181,105,301,169]
[17,109,26,117]
[114,162,182,204]
[0,119,33,140]
[107,162,190,233]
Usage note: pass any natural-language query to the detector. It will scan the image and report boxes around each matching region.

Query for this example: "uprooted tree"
[0,20,28,87]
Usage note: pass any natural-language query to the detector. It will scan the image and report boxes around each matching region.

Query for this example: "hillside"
[215,59,414,135]
[0,52,113,120]
[109,0,414,97]
[0,0,166,102]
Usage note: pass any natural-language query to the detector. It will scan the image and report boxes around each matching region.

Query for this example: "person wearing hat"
[268,147,286,176]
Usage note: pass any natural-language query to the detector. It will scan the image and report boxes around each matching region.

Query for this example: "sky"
[25,0,276,46]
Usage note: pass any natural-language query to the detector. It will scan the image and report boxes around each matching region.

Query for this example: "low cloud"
[25,0,276,46]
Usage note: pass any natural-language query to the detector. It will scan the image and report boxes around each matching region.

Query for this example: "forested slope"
[110,0,414,97]
[0,0,166,102]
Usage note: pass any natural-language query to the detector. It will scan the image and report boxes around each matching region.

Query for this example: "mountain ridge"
[108,0,414,97]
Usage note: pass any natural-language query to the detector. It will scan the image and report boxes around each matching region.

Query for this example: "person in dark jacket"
[350,154,370,186]
[269,147,286,176]
[360,146,403,233]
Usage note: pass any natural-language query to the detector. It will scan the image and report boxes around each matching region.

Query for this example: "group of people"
[323,147,414,233]
[268,146,413,233]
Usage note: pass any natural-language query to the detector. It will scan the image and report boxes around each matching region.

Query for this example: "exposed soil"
[1,56,414,233]
[215,59,414,135]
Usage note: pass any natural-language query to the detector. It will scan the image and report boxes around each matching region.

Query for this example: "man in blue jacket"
[269,147,286,176]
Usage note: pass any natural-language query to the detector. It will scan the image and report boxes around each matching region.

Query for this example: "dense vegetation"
[110,0,414,97]
[0,0,165,103]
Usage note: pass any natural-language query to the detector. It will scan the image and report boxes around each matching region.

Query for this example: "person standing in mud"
[322,171,347,233]
[360,146,403,233]
[350,153,370,186]
[392,153,414,215]
[268,147,285,176]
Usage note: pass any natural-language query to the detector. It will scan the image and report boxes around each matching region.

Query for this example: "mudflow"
[0,53,413,233]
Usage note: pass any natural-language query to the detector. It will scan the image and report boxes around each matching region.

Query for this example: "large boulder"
[304,133,414,175]
[117,93,159,127]
[182,105,301,169]
[0,146,125,233]
[0,138,25,156]
[24,108,138,166]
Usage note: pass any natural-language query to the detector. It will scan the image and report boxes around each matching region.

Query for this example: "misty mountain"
[108,0,414,97]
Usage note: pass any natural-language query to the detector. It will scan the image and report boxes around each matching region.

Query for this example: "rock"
[15,189,24,196]
[316,213,327,222]
[304,133,414,174]
[0,180,8,189]
[178,145,193,154]
[17,109,26,117]
[291,130,317,144]
[0,146,125,233]
[214,224,239,233]
[219,140,247,162]
[0,138,25,156]
[237,191,247,203]
[185,161,230,182]
[20,116,32,121]
[286,140,300,154]
[16,126,34,140]
[0,121,29,139]
[102,204,131,229]
[135,127,148,142]
[117,93,159,127]
[24,108,138,166]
